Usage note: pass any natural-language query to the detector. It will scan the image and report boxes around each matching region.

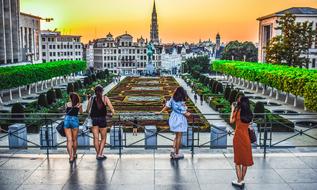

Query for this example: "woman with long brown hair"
[230,96,254,187]
[64,92,83,163]
[157,87,191,159]
[86,85,115,160]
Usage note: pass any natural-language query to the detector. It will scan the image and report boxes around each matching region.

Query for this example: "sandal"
[69,158,74,163]
[73,154,78,160]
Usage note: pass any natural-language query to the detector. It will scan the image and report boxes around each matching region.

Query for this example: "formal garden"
[106,76,209,130]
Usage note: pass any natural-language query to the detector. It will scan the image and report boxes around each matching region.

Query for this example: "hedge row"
[0,60,87,90]
[212,60,317,111]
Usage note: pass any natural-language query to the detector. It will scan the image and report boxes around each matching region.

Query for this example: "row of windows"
[103,49,148,54]
[42,58,81,63]
[42,44,81,50]
[43,52,81,57]
[104,62,147,68]
[42,37,80,43]
[102,55,161,61]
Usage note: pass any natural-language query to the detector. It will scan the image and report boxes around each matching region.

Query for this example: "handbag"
[84,96,94,128]
[248,126,257,143]
[56,106,74,137]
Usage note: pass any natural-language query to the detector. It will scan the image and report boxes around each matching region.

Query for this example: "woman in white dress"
[157,87,191,159]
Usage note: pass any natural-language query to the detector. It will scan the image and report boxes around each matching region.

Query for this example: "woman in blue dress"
[157,87,191,159]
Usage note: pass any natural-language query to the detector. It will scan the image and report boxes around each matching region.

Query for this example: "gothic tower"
[150,0,159,44]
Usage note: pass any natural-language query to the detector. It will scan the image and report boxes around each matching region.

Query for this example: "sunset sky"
[21,0,317,44]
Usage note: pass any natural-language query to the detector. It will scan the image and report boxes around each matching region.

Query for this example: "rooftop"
[257,7,317,20]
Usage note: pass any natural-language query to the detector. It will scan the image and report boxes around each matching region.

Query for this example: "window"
[312,58,316,68]
[42,38,45,42]
[42,52,46,56]
[42,45,46,49]
[121,42,124,46]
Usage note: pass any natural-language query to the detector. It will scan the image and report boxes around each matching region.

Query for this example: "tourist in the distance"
[200,94,203,105]
[132,117,138,136]
[194,93,198,104]
[86,85,115,160]
[64,92,83,163]
[230,96,254,187]
[156,87,191,159]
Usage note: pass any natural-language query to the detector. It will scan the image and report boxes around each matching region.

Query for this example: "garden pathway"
[174,77,230,129]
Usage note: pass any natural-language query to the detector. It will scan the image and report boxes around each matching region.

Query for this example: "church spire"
[150,0,159,44]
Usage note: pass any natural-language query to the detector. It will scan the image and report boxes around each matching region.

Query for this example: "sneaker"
[173,153,184,159]
[232,180,244,187]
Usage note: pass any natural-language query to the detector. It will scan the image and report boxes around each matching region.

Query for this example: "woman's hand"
[231,104,236,112]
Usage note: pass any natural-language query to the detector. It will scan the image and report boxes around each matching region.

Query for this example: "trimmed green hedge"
[213,60,317,111]
[0,60,87,90]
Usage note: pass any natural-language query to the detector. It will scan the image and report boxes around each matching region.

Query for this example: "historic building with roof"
[257,7,317,69]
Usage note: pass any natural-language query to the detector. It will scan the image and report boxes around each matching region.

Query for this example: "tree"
[265,13,316,68]
[183,56,210,74]
[221,41,258,62]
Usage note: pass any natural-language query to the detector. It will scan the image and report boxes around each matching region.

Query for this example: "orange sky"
[21,0,317,44]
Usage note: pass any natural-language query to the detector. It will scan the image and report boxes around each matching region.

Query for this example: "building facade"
[257,7,317,69]
[161,45,186,74]
[41,30,83,63]
[19,12,41,63]
[0,0,20,64]
[93,33,162,75]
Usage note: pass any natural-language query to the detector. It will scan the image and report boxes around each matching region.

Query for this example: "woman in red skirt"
[230,96,254,187]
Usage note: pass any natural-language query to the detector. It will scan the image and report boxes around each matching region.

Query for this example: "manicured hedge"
[0,60,87,90]
[213,60,317,111]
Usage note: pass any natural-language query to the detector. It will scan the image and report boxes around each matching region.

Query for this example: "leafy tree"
[183,56,210,74]
[266,13,316,68]
[221,41,257,62]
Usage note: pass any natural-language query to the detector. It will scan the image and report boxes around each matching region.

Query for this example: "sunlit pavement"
[1,151,317,190]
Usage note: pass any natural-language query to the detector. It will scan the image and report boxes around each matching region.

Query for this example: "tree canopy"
[182,56,210,74]
[265,13,316,68]
[221,41,258,62]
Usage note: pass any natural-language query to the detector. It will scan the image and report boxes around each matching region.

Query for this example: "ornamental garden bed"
[106,76,208,131]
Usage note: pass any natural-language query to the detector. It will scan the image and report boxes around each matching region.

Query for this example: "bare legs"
[64,128,78,162]
[98,128,107,157]
[173,132,182,155]
[133,128,138,136]
[235,164,248,183]
[92,126,108,158]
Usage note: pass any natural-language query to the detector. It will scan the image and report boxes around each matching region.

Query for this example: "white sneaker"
[173,153,184,159]
[232,180,244,187]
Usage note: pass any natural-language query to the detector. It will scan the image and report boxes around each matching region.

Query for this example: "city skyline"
[21,0,317,44]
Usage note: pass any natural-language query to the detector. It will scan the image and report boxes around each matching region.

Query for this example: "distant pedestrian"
[156,87,191,159]
[194,93,198,104]
[133,117,138,136]
[64,92,83,163]
[230,97,254,187]
[200,94,203,105]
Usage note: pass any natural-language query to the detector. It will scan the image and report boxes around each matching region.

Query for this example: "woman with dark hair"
[64,92,83,163]
[86,85,115,160]
[156,87,191,159]
[230,96,254,187]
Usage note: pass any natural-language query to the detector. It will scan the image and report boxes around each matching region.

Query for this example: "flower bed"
[107,76,208,130]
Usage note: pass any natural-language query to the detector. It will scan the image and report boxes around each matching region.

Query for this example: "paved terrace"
[1,151,317,190]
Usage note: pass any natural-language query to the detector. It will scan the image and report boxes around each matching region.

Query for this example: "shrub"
[46,89,56,105]
[11,103,25,120]
[76,80,83,89]
[216,83,224,94]
[254,102,265,119]
[38,93,48,107]
[55,88,63,99]
[83,77,91,86]
[73,82,79,92]
[91,74,97,82]
[67,83,74,94]
[229,89,238,104]
[224,86,231,100]
[304,82,317,111]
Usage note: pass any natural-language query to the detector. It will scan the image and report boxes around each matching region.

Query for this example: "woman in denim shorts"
[86,85,115,160]
[64,92,82,163]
